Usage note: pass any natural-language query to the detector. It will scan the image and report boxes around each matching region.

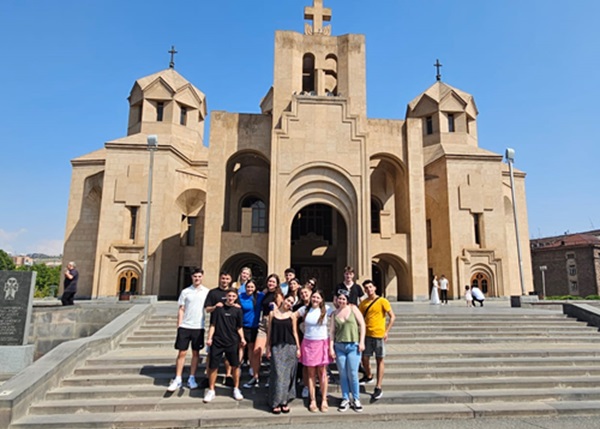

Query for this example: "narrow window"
[157,102,164,122]
[182,215,197,246]
[448,113,455,132]
[371,198,381,234]
[426,116,433,135]
[302,53,315,93]
[568,265,577,276]
[137,103,143,123]
[426,219,432,248]
[129,206,138,240]
[241,197,267,233]
[473,213,481,245]
[180,106,187,125]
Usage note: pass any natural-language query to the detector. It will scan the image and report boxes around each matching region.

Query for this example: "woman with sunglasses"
[329,288,366,413]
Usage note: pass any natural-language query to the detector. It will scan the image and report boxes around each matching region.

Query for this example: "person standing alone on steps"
[439,274,449,305]
[358,280,395,401]
[61,261,78,306]
[167,268,209,392]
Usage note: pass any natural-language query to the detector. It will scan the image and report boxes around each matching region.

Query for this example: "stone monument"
[0,270,36,374]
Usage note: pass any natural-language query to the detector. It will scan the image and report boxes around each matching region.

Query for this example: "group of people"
[430,274,486,307]
[168,266,396,415]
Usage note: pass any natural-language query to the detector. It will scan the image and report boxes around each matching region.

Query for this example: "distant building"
[12,255,33,267]
[530,230,600,297]
[62,0,533,300]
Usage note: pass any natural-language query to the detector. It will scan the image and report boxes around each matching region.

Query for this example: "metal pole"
[541,269,546,299]
[506,148,526,296]
[142,135,158,296]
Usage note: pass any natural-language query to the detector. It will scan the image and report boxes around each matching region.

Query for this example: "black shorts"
[209,343,240,369]
[174,327,205,351]
[243,327,259,344]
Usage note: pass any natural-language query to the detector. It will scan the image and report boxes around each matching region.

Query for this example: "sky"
[1,0,599,256]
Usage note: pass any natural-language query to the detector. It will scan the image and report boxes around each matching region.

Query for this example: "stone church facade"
[62,1,533,301]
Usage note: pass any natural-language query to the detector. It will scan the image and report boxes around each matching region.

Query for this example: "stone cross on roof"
[304,0,332,36]
[434,59,443,81]
[168,45,178,69]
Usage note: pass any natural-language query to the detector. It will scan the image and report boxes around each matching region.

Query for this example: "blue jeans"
[334,342,361,401]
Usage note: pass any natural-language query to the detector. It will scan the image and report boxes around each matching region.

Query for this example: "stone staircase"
[9,305,600,428]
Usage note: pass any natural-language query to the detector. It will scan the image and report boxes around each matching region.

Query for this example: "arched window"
[302,53,316,94]
[242,197,267,233]
[371,197,382,233]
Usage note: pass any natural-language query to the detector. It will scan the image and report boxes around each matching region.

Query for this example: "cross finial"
[434,59,443,81]
[304,0,332,35]
[168,45,178,69]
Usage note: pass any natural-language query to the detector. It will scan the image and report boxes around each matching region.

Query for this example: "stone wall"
[29,304,128,360]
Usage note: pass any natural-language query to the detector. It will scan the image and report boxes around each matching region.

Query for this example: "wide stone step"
[11,400,600,428]
[388,336,600,344]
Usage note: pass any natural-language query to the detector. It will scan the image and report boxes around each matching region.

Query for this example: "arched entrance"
[371,254,410,301]
[117,270,139,295]
[290,203,347,300]
[471,272,492,295]
[221,253,267,289]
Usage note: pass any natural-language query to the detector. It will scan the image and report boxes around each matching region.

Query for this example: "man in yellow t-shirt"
[358,280,395,401]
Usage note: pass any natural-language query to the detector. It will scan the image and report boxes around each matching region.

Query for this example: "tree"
[0,249,15,270]
[16,263,61,297]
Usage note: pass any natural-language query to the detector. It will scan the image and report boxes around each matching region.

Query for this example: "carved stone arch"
[175,189,206,216]
[115,262,142,296]
[370,153,409,234]
[470,263,495,296]
[372,253,411,301]
[221,253,268,289]
[324,53,338,95]
[224,150,271,232]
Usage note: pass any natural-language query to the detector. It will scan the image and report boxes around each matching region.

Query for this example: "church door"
[470,272,491,296]
[117,270,139,296]
[290,204,347,300]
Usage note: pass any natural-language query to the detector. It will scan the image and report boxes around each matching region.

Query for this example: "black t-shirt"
[211,304,243,348]
[334,282,364,306]
[204,288,228,309]
[64,269,79,292]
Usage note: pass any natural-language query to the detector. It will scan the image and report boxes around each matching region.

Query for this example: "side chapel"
[62,0,533,300]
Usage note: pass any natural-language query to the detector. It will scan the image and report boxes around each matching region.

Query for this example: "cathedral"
[62,0,533,301]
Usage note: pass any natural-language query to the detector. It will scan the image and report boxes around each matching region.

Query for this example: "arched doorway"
[471,272,491,295]
[117,270,139,295]
[290,203,347,300]
[221,253,267,290]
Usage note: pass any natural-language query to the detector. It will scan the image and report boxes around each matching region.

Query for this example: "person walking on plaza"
[167,268,209,392]
[204,288,246,402]
[439,274,449,305]
[296,289,333,412]
[330,289,366,412]
[61,261,78,306]
[266,294,301,414]
[471,285,486,307]
[358,280,395,401]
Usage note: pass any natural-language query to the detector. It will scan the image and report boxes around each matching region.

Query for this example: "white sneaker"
[233,387,244,401]
[353,399,363,412]
[167,379,182,392]
[203,389,216,403]
[187,377,198,389]
[302,386,309,398]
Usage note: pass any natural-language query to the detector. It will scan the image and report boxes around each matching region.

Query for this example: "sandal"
[272,406,281,415]
[320,399,329,412]
[309,401,318,413]
[281,404,290,414]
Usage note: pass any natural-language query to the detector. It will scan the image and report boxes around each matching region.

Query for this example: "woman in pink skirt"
[295,289,333,412]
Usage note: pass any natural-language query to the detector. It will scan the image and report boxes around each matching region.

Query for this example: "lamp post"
[539,265,547,299]
[142,135,158,296]
[505,148,527,296]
